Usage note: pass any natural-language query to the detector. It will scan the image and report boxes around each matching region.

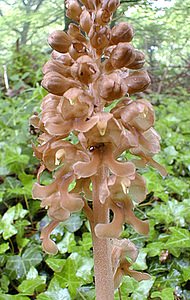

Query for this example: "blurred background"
[0,1,190,299]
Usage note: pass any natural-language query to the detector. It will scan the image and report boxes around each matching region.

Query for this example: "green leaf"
[5,246,42,279]
[0,296,30,300]
[57,232,76,254]
[45,258,66,273]
[133,249,148,270]
[165,227,190,255]
[49,253,93,297]
[151,287,174,300]
[131,278,155,300]
[37,288,71,300]
[62,213,83,233]
[0,275,10,293]
[145,242,165,257]
[18,276,46,295]
[182,266,190,281]
[0,243,9,254]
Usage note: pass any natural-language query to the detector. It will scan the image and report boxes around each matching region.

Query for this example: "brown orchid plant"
[30,0,167,299]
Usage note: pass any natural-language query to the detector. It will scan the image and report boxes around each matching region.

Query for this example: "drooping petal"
[73,152,100,178]
[104,149,135,179]
[121,259,151,281]
[32,181,57,199]
[95,202,124,238]
[40,220,59,255]
[124,201,149,235]
[129,174,147,203]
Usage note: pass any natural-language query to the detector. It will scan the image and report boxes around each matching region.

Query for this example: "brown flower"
[110,22,134,44]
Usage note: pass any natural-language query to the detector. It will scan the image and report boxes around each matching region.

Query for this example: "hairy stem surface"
[91,173,114,300]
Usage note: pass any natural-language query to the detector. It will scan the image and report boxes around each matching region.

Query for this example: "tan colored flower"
[80,9,93,33]
[66,0,82,22]
[42,71,79,96]
[96,8,111,25]
[89,24,110,53]
[124,70,151,94]
[112,239,150,289]
[109,42,136,69]
[71,55,100,84]
[110,22,134,44]
[48,30,72,53]
[67,24,87,43]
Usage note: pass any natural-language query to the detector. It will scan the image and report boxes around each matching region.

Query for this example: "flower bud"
[51,51,73,66]
[43,60,72,78]
[80,9,93,34]
[102,0,120,13]
[69,42,88,60]
[42,72,79,95]
[127,50,145,70]
[68,23,87,43]
[80,0,96,10]
[124,70,151,94]
[111,22,134,44]
[98,73,126,102]
[96,8,111,25]
[89,25,110,52]
[48,30,72,53]
[110,42,136,69]
[66,0,82,22]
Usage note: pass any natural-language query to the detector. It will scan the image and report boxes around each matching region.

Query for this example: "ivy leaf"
[45,258,66,273]
[131,278,155,300]
[182,267,190,281]
[0,243,9,254]
[18,276,46,295]
[165,227,190,256]
[151,287,174,300]
[0,275,10,293]
[0,296,30,300]
[57,232,76,254]
[5,246,42,280]
[62,213,83,233]
[133,249,148,270]
[49,253,93,297]
[145,242,165,257]
[37,288,71,300]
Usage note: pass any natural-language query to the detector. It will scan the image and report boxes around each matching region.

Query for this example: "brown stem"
[91,172,114,300]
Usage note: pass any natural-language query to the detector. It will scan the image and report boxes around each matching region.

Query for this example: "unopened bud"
[48,30,71,53]
[110,42,136,69]
[102,0,120,13]
[42,72,79,95]
[89,25,110,52]
[68,24,86,43]
[127,50,145,70]
[66,0,82,22]
[98,74,126,101]
[111,22,134,44]
[80,9,93,34]
[96,8,111,25]
[51,51,73,66]
[43,60,72,78]
[124,70,151,94]
[80,0,96,10]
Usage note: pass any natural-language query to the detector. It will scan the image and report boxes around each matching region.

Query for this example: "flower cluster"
[31,0,166,288]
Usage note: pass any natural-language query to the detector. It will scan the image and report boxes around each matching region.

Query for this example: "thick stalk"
[91,172,114,300]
